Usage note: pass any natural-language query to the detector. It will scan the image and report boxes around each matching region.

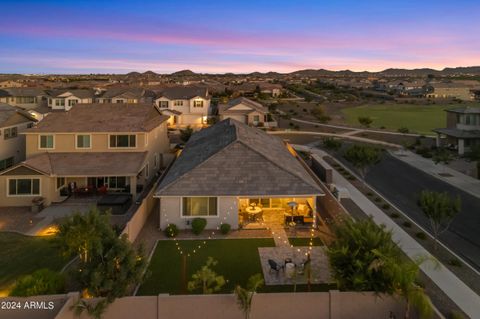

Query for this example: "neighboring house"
[433,107,480,155]
[0,103,36,172]
[258,82,283,97]
[0,80,26,88]
[0,88,46,109]
[154,86,211,128]
[154,118,324,230]
[218,97,275,127]
[96,88,155,104]
[0,103,170,207]
[426,83,477,101]
[46,89,96,111]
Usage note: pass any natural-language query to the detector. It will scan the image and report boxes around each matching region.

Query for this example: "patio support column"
[436,134,441,147]
[130,176,137,199]
[312,196,317,228]
[458,139,465,155]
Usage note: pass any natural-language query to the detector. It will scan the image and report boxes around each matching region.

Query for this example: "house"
[96,88,155,104]
[258,82,283,97]
[46,89,96,111]
[0,103,36,172]
[218,97,275,127]
[0,88,46,109]
[0,103,171,207]
[154,118,324,230]
[426,83,477,101]
[154,86,211,128]
[433,107,480,155]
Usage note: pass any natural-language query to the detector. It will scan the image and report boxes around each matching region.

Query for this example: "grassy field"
[342,104,449,135]
[0,232,66,292]
[137,239,335,295]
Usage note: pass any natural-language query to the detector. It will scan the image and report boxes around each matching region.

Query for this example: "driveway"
[364,153,480,271]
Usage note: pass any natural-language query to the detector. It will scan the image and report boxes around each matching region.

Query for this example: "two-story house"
[0,103,36,172]
[0,103,170,207]
[218,97,274,127]
[154,86,211,128]
[433,107,480,155]
[46,89,96,111]
[96,88,155,104]
[0,88,46,109]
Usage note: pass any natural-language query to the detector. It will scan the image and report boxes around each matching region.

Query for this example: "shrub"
[358,116,373,127]
[347,175,356,181]
[164,223,179,238]
[322,137,342,151]
[220,223,231,235]
[390,212,400,218]
[10,269,65,297]
[450,311,465,319]
[382,203,390,210]
[192,218,207,235]
[448,258,462,267]
[415,232,427,240]
[403,221,412,228]
[374,196,382,202]
[397,127,410,134]
[366,191,374,197]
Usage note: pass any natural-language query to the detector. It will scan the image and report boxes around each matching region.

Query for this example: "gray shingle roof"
[0,103,35,128]
[433,128,480,139]
[446,107,480,114]
[155,119,323,196]
[156,86,208,100]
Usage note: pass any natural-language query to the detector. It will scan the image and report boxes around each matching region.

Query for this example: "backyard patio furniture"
[268,259,283,273]
[246,206,262,222]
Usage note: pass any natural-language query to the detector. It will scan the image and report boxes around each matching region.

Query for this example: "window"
[109,135,136,148]
[39,135,54,149]
[127,99,137,103]
[55,99,65,107]
[3,127,18,140]
[116,99,124,103]
[193,100,204,107]
[56,177,65,190]
[68,99,78,107]
[253,115,260,122]
[0,157,14,171]
[48,98,52,105]
[8,178,40,196]
[159,101,169,108]
[107,176,127,189]
[174,100,184,106]
[182,197,217,217]
[249,198,270,208]
[16,96,36,104]
[27,123,34,128]
[76,135,91,148]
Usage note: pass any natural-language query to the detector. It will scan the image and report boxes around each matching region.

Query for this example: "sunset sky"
[0,0,479,74]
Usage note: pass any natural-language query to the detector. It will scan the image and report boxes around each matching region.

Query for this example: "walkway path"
[391,149,480,200]
[296,145,480,318]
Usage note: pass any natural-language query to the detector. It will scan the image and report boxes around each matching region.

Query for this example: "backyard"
[137,238,333,295]
[0,232,66,294]
[342,103,449,135]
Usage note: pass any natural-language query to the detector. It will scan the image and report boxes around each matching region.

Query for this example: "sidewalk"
[391,149,480,200]
[296,145,480,319]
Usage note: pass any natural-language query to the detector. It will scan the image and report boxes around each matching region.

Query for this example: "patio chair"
[268,259,283,273]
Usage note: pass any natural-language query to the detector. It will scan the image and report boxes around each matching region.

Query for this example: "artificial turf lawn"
[288,237,324,246]
[342,104,450,135]
[137,238,335,295]
[0,232,66,290]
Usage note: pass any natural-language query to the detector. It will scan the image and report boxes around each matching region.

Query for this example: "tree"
[343,144,382,178]
[418,190,461,250]
[10,269,65,297]
[59,209,147,318]
[180,125,194,143]
[327,218,433,319]
[234,274,264,319]
[358,116,373,128]
[432,147,453,167]
[187,257,225,294]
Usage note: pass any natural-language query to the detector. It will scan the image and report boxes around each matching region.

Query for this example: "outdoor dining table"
[245,206,262,221]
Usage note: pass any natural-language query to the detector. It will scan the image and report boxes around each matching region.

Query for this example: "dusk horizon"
[1,0,479,74]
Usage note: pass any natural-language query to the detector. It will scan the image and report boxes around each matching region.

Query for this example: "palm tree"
[234,274,264,319]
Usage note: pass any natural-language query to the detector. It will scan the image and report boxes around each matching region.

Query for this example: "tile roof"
[219,97,267,115]
[99,88,151,99]
[156,86,208,100]
[26,103,169,133]
[1,88,46,96]
[47,89,96,99]
[0,103,35,128]
[20,152,148,176]
[155,118,323,196]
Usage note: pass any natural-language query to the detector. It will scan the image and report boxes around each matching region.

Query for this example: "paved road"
[365,154,480,271]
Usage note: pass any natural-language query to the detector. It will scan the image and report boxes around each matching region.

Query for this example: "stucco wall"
[0,122,30,166]
[0,174,55,206]
[159,196,238,230]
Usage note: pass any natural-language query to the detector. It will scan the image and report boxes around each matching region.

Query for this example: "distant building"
[154,86,211,128]
[0,103,37,171]
[426,82,477,101]
[47,89,96,111]
[0,88,46,109]
[218,97,275,127]
[433,107,480,155]
[96,88,155,104]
